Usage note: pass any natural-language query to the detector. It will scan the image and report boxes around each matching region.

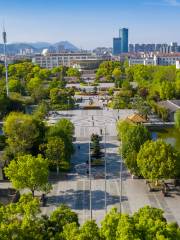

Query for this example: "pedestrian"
[78,145,80,150]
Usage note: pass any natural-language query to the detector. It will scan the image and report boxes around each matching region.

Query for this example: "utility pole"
[2,24,9,97]
[104,127,107,214]
[89,139,92,220]
[119,135,123,214]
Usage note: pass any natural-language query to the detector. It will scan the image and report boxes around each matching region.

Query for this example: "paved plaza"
[42,109,180,225]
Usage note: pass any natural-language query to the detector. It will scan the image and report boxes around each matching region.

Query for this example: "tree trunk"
[57,165,59,175]
[31,189,35,197]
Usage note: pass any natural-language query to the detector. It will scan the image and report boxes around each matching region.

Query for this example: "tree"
[100,208,120,240]
[137,140,180,182]
[3,112,45,156]
[33,101,50,120]
[133,206,180,240]
[116,215,138,240]
[62,222,80,240]
[112,68,122,88]
[8,79,24,93]
[50,88,75,110]
[132,96,151,119]
[0,194,41,240]
[45,137,65,174]
[79,220,101,240]
[27,77,46,102]
[117,121,151,175]
[48,119,74,162]
[66,68,81,78]
[5,154,50,196]
[159,81,175,100]
[49,204,79,234]
[96,61,121,81]
[174,110,180,130]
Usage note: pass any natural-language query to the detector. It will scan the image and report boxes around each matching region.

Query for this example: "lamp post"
[2,26,9,97]
[104,127,107,213]
[88,139,92,220]
[119,133,123,214]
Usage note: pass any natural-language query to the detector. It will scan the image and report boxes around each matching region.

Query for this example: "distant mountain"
[53,41,79,52]
[0,41,79,55]
[28,42,51,49]
[0,43,37,55]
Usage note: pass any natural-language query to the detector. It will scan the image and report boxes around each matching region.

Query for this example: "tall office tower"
[113,38,121,55]
[119,28,129,53]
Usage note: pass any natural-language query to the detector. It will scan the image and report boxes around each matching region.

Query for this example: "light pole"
[119,132,123,214]
[88,139,92,220]
[2,25,9,97]
[104,127,107,213]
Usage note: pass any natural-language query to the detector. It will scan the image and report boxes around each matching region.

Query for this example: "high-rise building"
[113,38,121,55]
[119,28,129,53]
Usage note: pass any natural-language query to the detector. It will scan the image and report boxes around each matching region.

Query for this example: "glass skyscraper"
[113,38,121,55]
[119,28,129,53]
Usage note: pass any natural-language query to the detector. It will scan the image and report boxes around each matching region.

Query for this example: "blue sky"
[0,0,180,49]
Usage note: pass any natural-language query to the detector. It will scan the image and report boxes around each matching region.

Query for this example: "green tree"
[100,208,120,240]
[137,140,180,182]
[174,110,180,130]
[62,222,80,240]
[0,194,41,240]
[27,77,46,102]
[3,112,45,156]
[48,118,74,162]
[66,68,81,78]
[33,101,50,120]
[5,154,50,196]
[45,137,65,174]
[50,88,75,110]
[79,220,101,240]
[96,61,121,81]
[8,79,24,93]
[133,206,180,240]
[117,121,150,175]
[49,204,79,235]
[116,215,139,240]
[159,81,175,100]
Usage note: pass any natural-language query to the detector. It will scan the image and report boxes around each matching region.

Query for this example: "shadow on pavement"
[47,189,127,210]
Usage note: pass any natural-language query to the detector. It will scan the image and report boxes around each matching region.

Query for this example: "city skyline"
[0,0,180,49]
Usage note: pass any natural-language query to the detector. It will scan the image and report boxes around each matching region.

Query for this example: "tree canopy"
[5,154,50,196]
[137,140,180,181]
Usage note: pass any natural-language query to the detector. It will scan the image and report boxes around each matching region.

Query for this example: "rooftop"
[158,100,180,112]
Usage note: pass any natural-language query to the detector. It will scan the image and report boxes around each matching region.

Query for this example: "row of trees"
[96,61,180,117]
[2,112,74,190]
[117,120,180,181]
[0,62,81,117]
[0,197,179,240]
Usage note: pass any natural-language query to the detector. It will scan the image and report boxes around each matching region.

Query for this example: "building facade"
[113,38,121,55]
[119,28,129,53]
[32,52,101,69]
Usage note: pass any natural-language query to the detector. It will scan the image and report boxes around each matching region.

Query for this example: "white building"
[176,60,180,69]
[32,52,100,69]
[129,56,157,66]
[129,53,180,67]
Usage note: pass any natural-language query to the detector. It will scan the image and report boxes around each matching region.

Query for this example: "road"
[42,109,180,225]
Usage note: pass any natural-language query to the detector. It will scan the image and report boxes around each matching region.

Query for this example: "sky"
[0,0,180,49]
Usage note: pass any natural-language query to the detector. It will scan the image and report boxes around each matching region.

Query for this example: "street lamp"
[119,135,123,214]
[88,139,92,220]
